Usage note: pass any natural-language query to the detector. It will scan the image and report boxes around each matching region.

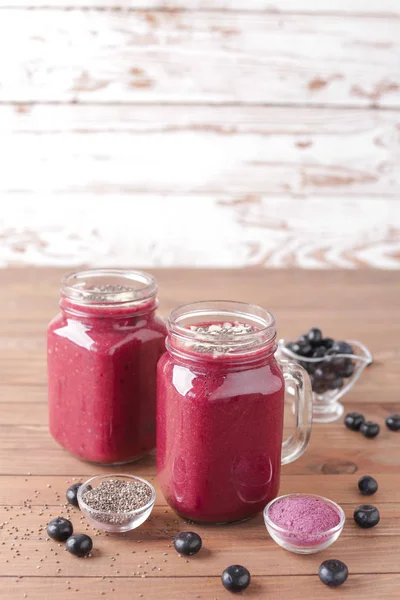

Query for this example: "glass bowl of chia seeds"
[77,474,156,533]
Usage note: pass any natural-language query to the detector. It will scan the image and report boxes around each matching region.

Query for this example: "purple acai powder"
[268,496,341,546]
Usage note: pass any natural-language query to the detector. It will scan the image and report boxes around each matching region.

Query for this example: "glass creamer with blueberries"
[47,269,167,465]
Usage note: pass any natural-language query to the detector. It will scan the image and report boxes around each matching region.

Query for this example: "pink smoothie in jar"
[47,269,167,465]
[157,302,286,523]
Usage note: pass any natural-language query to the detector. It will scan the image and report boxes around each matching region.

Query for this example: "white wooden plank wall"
[0,1,399,268]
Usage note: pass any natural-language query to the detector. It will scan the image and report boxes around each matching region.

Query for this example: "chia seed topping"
[82,479,153,525]
[84,284,138,303]
[187,322,258,355]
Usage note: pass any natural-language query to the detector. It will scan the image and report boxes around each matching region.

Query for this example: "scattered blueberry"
[386,414,400,432]
[221,565,251,592]
[307,327,323,345]
[174,532,202,556]
[344,412,365,431]
[360,421,380,438]
[318,559,348,588]
[66,483,83,507]
[354,505,380,528]
[66,534,93,557]
[331,341,354,355]
[47,517,73,542]
[358,475,378,496]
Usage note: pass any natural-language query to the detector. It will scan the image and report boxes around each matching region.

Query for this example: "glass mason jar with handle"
[157,301,313,523]
[47,269,167,465]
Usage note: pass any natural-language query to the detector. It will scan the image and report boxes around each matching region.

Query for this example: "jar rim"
[61,268,157,307]
[167,300,276,356]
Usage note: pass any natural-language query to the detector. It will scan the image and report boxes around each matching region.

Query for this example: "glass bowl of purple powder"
[77,474,156,533]
[264,493,345,554]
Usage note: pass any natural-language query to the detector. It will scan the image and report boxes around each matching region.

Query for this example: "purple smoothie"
[47,270,167,465]
[157,313,285,523]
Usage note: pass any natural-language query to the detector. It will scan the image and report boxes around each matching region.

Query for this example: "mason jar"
[157,301,313,523]
[47,269,166,464]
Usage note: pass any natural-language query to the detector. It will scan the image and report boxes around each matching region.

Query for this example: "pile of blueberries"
[285,327,356,394]
[47,483,93,557]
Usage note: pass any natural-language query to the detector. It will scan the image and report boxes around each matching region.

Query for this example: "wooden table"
[1,268,399,599]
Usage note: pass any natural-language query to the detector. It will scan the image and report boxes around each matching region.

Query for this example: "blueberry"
[174,532,202,556]
[325,354,350,375]
[312,346,326,358]
[340,359,355,378]
[66,534,93,557]
[354,504,380,528]
[296,342,313,357]
[313,366,324,379]
[221,565,251,592]
[318,559,348,588]
[307,327,323,346]
[358,475,378,496]
[386,414,400,431]
[311,375,328,395]
[66,483,83,507]
[47,517,73,542]
[328,375,343,391]
[331,341,354,355]
[321,337,334,349]
[288,342,302,355]
[360,421,380,438]
[344,412,365,431]
[302,361,315,375]
[314,367,336,387]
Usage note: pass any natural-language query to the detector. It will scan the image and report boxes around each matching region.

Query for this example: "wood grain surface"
[0,9,399,107]
[5,2,400,13]
[0,1,399,270]
[1,195,399,269]
[1,106,399,196]
[0,267,399,599]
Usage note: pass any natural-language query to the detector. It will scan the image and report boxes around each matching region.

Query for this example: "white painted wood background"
[0,1,399,268]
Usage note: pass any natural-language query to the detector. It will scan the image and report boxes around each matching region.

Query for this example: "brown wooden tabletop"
[1,268,399,600]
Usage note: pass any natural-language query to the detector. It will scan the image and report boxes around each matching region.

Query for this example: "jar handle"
[279,360,313,465]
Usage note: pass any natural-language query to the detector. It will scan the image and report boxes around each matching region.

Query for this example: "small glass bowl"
[77,474,156,533]
[277,339,373,423]
[263,494,345,554]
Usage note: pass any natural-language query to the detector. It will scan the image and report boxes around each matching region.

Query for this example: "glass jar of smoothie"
[47,269,167,465]
[157,301,313,523]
